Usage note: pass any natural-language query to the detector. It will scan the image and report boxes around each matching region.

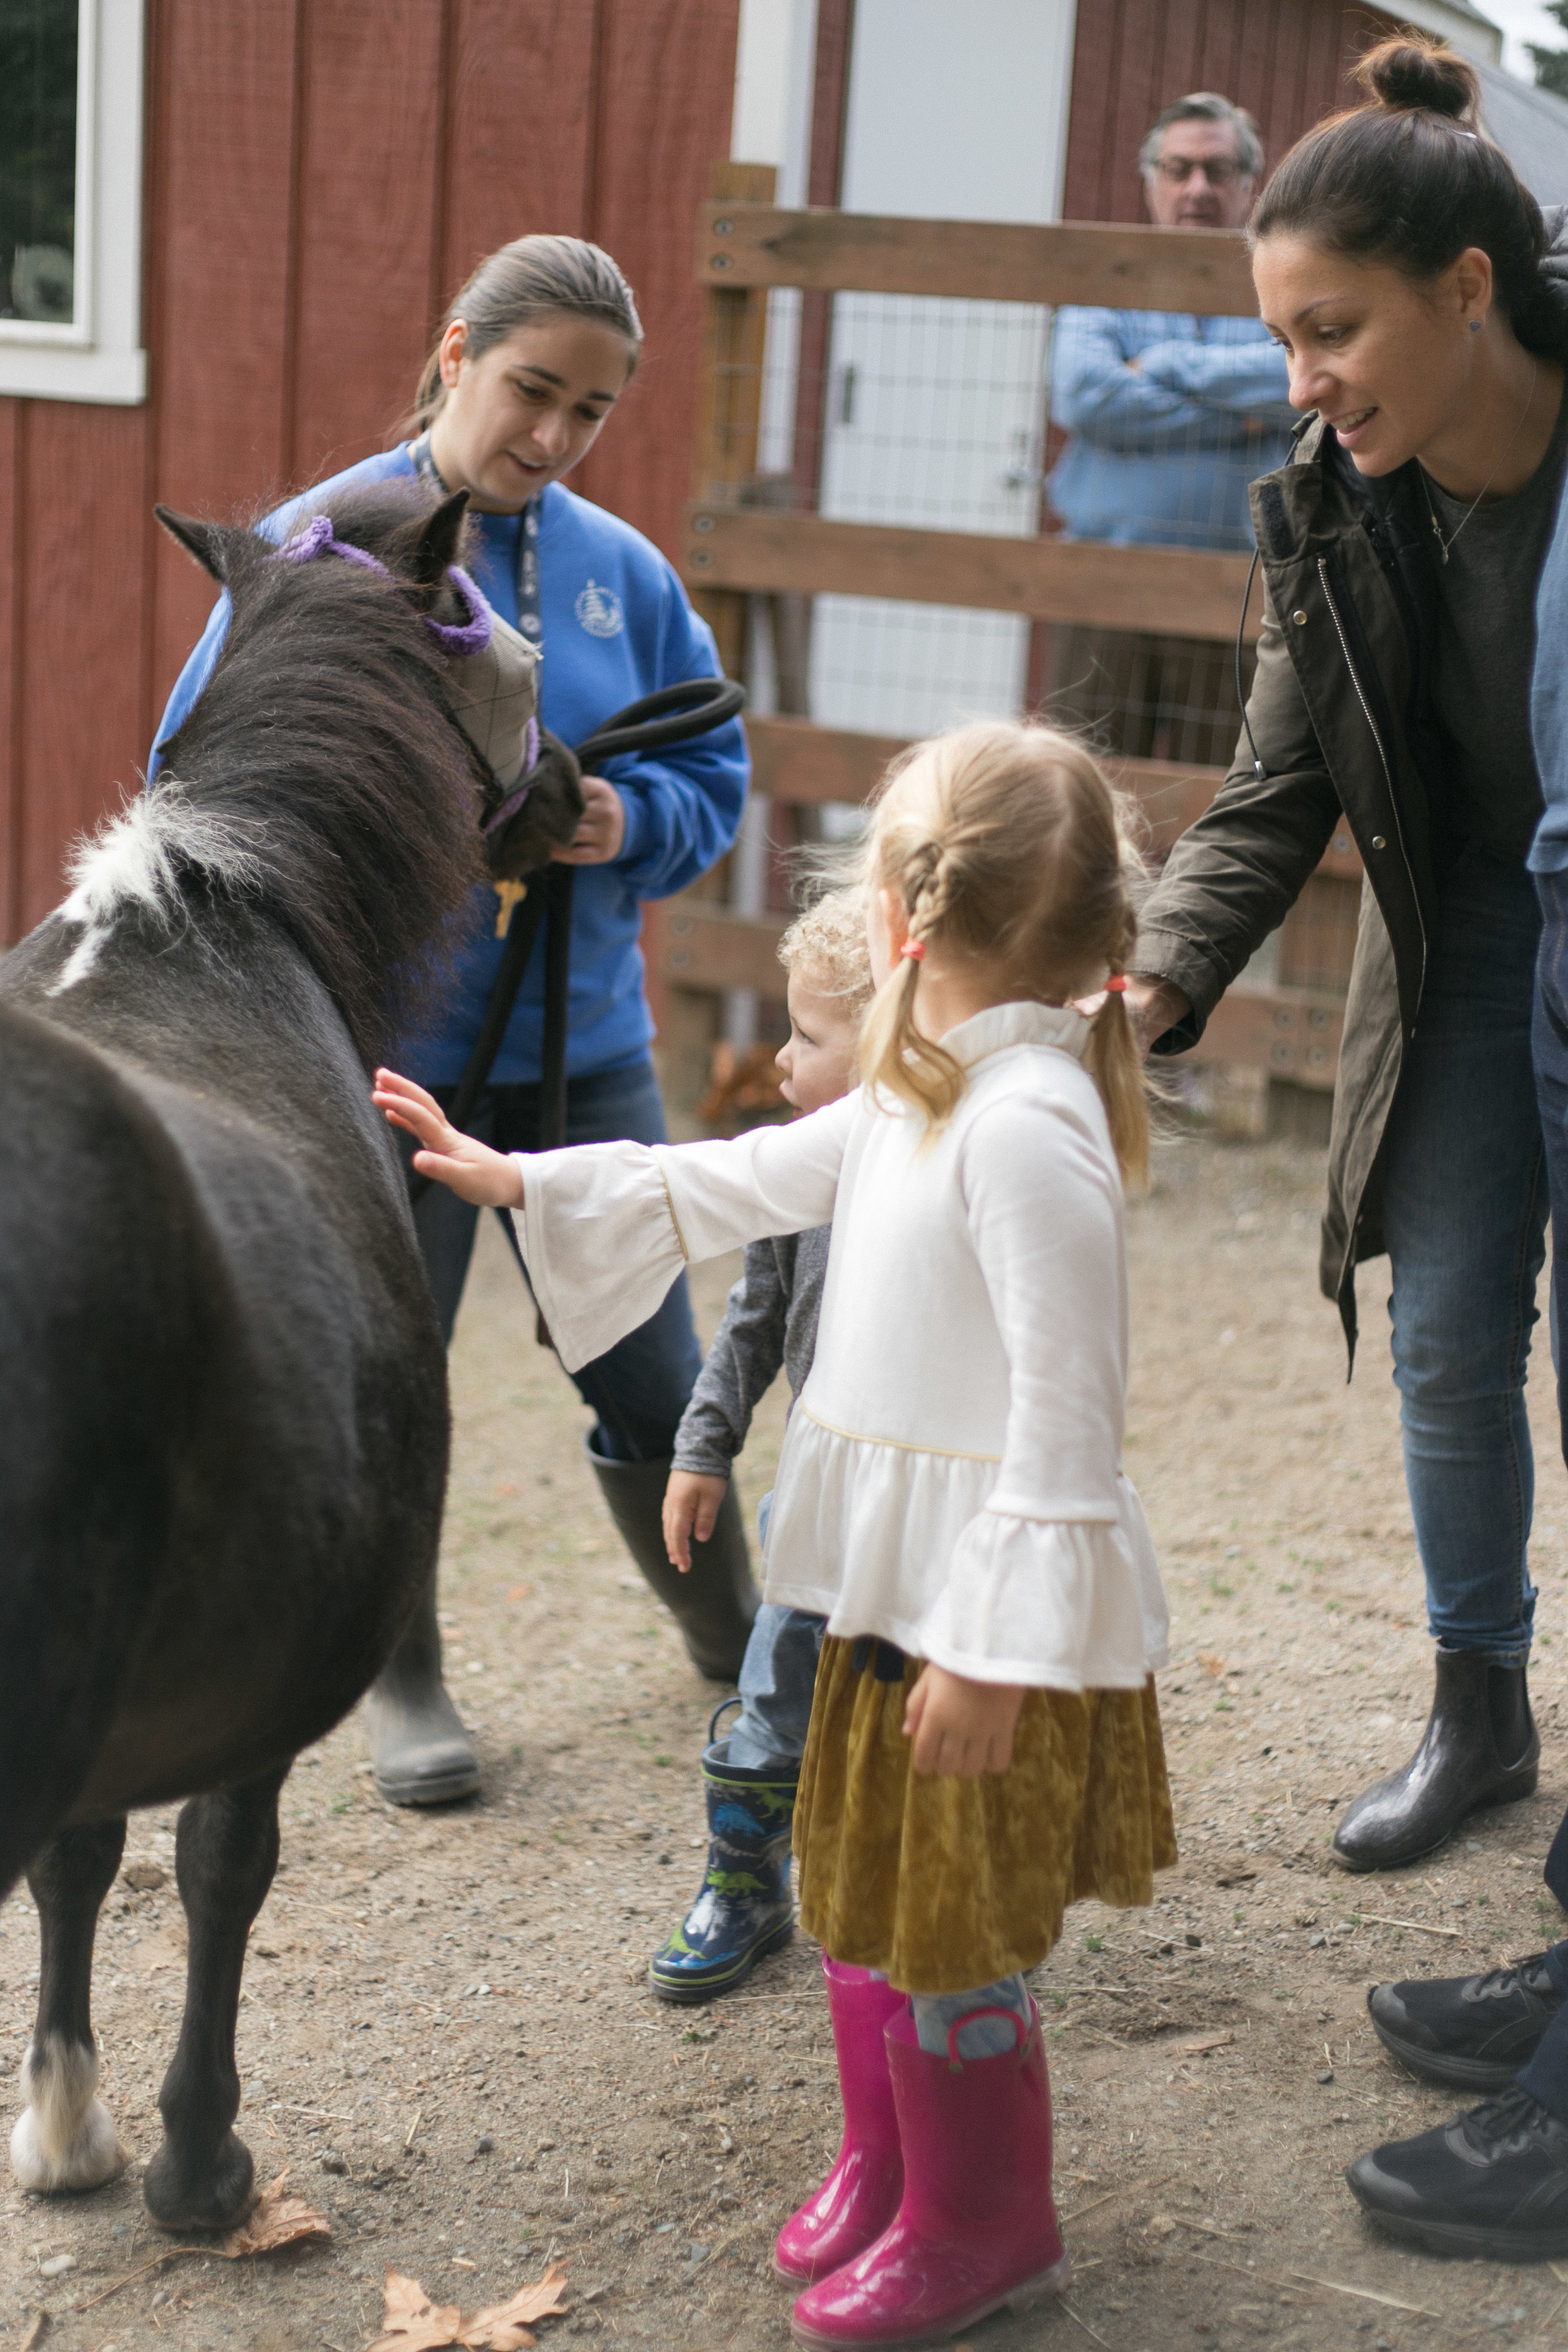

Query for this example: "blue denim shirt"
[1046,307,1294,553]
[151,446,749,1084]
[1530,474,1568,874]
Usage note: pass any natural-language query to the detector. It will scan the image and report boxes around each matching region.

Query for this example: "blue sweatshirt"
[150,445,748,1083]
[1046,307,1294,553]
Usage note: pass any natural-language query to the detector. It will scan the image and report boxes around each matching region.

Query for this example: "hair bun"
[1355,34,1479,122]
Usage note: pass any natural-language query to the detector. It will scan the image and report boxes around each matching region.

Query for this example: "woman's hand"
[1123,976,1192,1058]
[371,1070,524,1207]
[663,1469,729,1573]
[551,774,627,865]
[903,1664,1025,1777]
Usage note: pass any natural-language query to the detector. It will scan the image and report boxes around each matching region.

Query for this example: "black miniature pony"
[0,481,579,2228]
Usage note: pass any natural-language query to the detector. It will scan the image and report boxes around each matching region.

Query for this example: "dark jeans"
[1379,855,1547,1666]
[1532,867,1568,1470]
[406,1056,702,1464]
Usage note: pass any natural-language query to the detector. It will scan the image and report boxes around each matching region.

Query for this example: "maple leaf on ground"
[459,2262,571,2350]
[366,2272,465,2352]
[366,2264,568,2352]
[220,2171,332,2258]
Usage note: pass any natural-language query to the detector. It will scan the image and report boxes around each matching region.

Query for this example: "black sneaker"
[1347,2088,1568,2260]
[1367,1956,1563,2092]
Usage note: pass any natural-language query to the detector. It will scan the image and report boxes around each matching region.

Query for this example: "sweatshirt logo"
[575,579,624,638]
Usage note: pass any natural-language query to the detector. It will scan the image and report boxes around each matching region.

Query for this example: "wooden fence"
[649,188,1357,1113]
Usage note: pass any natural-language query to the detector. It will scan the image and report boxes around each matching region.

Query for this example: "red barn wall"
[1,0,741,943]
[1061,1,1400,223]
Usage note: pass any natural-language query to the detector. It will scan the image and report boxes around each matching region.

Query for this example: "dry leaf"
[368,2264,568,2352]
[460,2263,571,2350]
[122,1862,167,1890]
[368,2273,464,2352]
[1196,1651,1227,1679]
[220,2170,332,2258]
[1179,2033,1234,2055]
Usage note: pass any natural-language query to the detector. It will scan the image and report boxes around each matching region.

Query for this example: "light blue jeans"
[1379,854,1547,1667]
[726,1491,826,1771]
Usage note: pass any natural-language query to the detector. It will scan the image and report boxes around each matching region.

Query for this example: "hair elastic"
[899,939,926,962]
[1104,973,1128,993]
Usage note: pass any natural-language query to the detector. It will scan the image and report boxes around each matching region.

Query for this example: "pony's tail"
[1087,988,1150,1190]
[859,950,966,1128]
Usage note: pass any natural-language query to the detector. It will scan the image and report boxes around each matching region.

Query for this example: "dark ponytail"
[1252,36,1566,360]
[401,235,644,436]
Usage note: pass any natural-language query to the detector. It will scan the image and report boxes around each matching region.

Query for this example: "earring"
[1468,319,1482,334]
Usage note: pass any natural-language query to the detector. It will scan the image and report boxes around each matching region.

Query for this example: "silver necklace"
[1421,358,1539,564]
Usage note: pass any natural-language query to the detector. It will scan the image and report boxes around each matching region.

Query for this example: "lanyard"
[408,433,542,645]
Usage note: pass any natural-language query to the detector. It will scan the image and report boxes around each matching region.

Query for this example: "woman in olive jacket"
[1128,38,1568,1875]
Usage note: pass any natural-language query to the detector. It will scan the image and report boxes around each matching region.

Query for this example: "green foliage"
[1530,1,1568,98]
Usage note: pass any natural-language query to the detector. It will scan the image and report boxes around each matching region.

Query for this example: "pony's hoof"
[142,2130,254,2232]
[10,2097,127,2193]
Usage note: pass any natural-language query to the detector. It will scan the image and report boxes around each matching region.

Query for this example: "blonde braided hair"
[857,721,1148,1182]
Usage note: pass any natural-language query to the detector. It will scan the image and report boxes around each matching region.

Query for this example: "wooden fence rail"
[654,196,1354,1116]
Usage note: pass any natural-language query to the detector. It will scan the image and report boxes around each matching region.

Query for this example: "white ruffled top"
[516,1002,1168,1690]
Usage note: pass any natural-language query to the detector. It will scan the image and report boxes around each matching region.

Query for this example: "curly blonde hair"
[777,885,874,1015]
[857,721,1148,1183]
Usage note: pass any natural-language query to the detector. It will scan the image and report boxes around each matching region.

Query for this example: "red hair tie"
[1104,973,1127,993]
[899,939,926,962]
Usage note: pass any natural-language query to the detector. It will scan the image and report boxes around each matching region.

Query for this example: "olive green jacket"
[1133,410,1457,1357]
[1134,221,1568,1358]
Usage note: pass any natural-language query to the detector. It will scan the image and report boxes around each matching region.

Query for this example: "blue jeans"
[728,1494,825,1769]
[408,1057,702,1464]
[1379,855,1546,1666]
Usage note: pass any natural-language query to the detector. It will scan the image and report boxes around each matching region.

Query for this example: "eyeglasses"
[1151,156,1247,186]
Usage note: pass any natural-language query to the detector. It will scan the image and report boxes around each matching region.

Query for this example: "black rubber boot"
[1347,2089,1568,2260]
[584,1434,758,1682]
[364,1569,481,1806]
[1368,1955,1565,2093]
[1331,1645,1538,1873]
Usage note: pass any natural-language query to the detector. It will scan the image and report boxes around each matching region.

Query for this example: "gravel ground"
[7,1130,1568,2352]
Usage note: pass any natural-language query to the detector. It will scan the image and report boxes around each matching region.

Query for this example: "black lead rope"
[408,674,744,1212]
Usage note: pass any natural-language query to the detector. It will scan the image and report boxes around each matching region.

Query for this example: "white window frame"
[0,0,146,404]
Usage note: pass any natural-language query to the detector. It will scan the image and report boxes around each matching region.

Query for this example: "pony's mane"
[93,480,485,1066]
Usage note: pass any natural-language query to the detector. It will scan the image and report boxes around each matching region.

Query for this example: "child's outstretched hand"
[372,1069,524,1208]
[663,1469,729,1574]
[904,1664,1024,1777]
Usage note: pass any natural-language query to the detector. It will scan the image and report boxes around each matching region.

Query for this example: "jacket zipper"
[1315,553,1428,1003]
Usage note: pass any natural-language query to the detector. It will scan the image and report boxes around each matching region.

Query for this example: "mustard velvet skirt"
[795,1638,1178,1995]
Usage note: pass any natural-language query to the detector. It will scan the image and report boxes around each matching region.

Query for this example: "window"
[0,0,146,403]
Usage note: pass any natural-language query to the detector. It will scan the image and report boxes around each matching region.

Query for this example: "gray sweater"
[671,1225,830,1478]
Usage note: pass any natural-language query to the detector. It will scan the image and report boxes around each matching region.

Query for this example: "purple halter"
[273,514,494,657]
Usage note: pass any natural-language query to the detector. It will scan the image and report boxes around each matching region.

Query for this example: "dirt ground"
[9,1128,1568,2352]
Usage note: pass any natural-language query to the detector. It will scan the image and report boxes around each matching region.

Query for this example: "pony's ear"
[154,505,240,581]
[410,487,471,586]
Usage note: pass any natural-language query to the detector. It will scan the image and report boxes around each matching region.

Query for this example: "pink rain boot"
[790,1998,1069,2348]
[775,1959,907,2284]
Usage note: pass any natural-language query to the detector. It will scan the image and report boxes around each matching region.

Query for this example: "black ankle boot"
[584,1436,758,1682]
[1332,1645,1538,1873]
[364,1569,480,1806]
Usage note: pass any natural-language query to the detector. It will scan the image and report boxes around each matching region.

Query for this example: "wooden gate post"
[645,157,776,1099]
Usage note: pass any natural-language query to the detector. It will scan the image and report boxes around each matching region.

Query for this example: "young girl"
[376,722,1175,2344]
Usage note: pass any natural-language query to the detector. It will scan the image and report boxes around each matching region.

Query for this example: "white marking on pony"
[47,785,266,997]
[9,2033,127,2191]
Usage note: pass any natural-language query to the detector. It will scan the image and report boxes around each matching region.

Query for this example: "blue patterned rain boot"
[649,1703,798,2004]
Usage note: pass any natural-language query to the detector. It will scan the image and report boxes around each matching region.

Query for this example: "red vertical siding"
[0,0,741,941]
[573,0,746,559]
[1060,1,1397,224]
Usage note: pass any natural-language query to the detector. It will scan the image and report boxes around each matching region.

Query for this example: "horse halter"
[274,515,541,829]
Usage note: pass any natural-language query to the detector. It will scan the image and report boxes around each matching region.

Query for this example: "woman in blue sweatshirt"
[152,236,756,1805]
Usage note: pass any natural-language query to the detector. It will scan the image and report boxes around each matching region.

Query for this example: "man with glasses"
[1045,93,1293,767]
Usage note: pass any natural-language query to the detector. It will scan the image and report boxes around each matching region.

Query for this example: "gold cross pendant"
[493,876,528,939]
